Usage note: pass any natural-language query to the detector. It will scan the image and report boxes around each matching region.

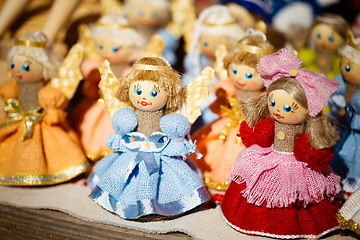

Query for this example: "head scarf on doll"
[257,48,340,117]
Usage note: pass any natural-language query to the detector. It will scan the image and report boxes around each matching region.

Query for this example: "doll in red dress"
[221,48,342,238]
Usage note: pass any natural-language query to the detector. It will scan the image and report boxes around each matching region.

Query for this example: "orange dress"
[71,60,132,161]
[0,82,89,186]
[190,82,261,202]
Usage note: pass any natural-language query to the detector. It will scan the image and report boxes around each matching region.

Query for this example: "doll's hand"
[294,133,332,172]
[43,108,67,125]
[253,118,275,147]
[111,108,138,135]
[238,120,255,147]
[160,113,190,139]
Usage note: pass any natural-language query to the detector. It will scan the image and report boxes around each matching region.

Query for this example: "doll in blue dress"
[330,37,360,195]
[87,57,213,219]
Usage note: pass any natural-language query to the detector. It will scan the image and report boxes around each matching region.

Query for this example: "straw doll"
[87,57,214,219]
[298,13,350,79]
[221,48,341,238]
[330,38,360,196]
[190,32,274,203]
[0,32,89,186]
[183,5,245,130]
[73,13,146,161]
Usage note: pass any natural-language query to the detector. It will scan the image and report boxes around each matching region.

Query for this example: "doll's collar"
[203,19,237,27]
[96,21,133,29]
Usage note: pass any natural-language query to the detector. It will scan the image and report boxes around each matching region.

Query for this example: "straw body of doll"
[221,48,341,238]
[183,5,245,131]
[190,33,274,202]
[72,13,146,161]
[298,13,350,79]
[87,57,211,219]
[0,32,89,186]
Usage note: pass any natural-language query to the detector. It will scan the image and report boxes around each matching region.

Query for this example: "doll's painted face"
[9,55,43,82]
[268,89,308,125]
[129,80,168,111]
[340,56,360,85]
[228,64,263,91]
[128,4,162,27]
[311,24,344,52]
[199,35,229,58]
[96,38,137,64]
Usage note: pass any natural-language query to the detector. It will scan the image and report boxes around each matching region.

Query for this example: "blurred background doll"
[298,13,350,79]
[0,32,89,186]
[124,0,191,65]
[87,57,214,219]
[189,31,274,203]
[183,5,245,130]
[330,37,360,197]
[221,48,341,238]
[72,13,146,161]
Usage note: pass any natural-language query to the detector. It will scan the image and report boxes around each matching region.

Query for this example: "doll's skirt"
[221,181,340,239]
[0,121,89,186]
[229,144,341,208]
[190,116,245,190]
[73,100,113,160]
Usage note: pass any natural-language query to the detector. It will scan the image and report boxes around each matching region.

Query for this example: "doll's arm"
[38,86,68,125]
[160,113,190,139]
[294,133,333,172]
[111,108,138,135]
[0,81,18,100]
[238,118,275,147]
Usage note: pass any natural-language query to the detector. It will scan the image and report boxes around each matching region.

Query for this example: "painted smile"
[138,101,152,106]
[236,81,246,87]
[17,75,23,80]
[273,112,284,119]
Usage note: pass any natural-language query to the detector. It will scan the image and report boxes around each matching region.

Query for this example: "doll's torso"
[136,109,164,137]
[235,88,262,104]
[316,50,336,74]
[345,81,360,103]
[17,80,45,110]
[273,121,303,153]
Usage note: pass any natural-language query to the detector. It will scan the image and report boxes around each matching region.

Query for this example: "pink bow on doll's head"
[257,48,340,117]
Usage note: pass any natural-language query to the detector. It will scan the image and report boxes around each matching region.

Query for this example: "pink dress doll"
[72,13,145,160]
[221,48,341,238]
[190,32,274,202]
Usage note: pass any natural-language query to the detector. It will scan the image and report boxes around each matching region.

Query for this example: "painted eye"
[232,68,237,75]
[150,11,157,18]
[270,99,275,107]
[245,72,253,79]
[97,44,103,50]
[344,65,351,72]
[138,9,144,17]
[22,64,30,71]
[316,32,321,39]
[202,41,208,47]
[214,43,219,49]
[10,62,14,69]
[136,88,142,95]
[283,104,292,112]
[327,35,334,42]
[150,90,158,97]
[111,46,119,52]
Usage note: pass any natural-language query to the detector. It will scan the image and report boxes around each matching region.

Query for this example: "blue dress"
[88,108,210,219]
[332,91,360,193]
